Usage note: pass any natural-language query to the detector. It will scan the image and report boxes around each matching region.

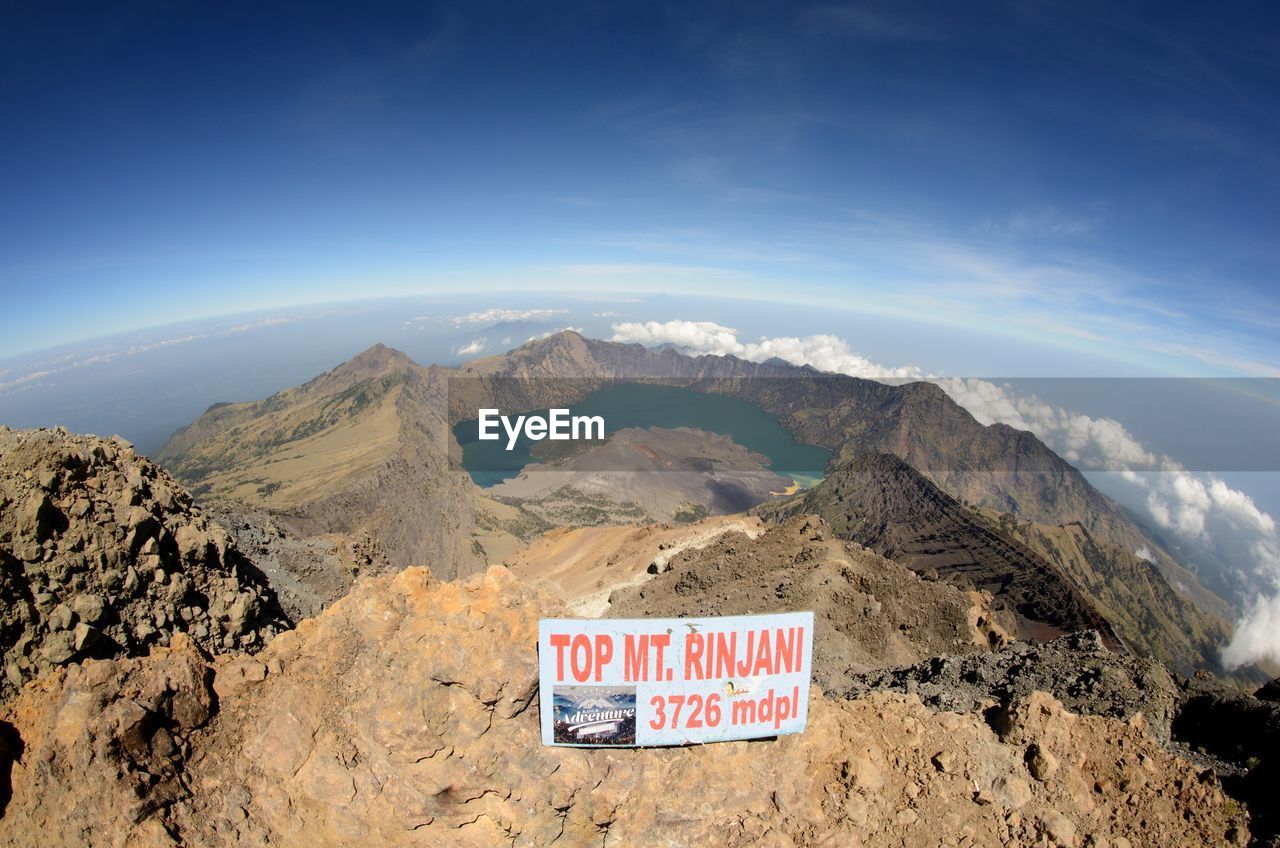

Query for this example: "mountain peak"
[316,343,418,388]
[348,343,415,369]
[478,330,593,368]
[526,329,587,349]
[842,451,924,479]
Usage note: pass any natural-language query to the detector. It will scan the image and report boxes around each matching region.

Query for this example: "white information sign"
[538,612,814,747]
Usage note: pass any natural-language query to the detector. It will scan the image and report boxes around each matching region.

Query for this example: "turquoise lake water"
[455,383,832,488]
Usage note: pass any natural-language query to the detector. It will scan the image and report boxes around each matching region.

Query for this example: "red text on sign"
[547,633,614,682]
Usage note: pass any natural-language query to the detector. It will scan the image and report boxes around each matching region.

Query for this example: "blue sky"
[2,1,1279,374]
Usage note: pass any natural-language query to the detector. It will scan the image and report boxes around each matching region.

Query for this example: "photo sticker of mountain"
[552,686,638,745]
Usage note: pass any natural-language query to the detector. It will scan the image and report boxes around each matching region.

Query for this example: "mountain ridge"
[157,333,1235,671]
[156,346,479,579]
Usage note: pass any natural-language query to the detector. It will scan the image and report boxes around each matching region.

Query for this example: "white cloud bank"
[611,318,1280,668]
[611,320,924,379]
[451,308,568,326]
[454,339,486,356]
[1222,541,1280,669]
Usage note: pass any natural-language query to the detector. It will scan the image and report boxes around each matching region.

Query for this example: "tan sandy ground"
[502,514,766,615]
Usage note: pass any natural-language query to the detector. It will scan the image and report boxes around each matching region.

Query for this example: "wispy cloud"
[800,5,943,42]
[451,308,568,326]
[980,204,1108,239]
[560,262,743,278]
[228,317,298,333]
[0,313,318,396]
[583,229,826,266]
[454,338,486,356]
[589,206,1278,376]
[0,333,207,394]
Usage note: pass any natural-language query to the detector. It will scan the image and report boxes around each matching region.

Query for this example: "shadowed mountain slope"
[982,512,1237,678]
[754,453,1122,649]
[756,452,1241,678]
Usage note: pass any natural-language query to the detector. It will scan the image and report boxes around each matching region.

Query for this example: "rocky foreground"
[0,566,1251,848]
[0,427,286,700]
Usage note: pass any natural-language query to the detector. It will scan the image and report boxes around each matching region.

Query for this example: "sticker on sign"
[538,612,814,747]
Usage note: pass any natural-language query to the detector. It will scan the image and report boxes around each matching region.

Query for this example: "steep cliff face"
[0,427,285,700]
[983,512,1236,677]
[755,453,1121,647]
[0,566,1252,848]
[157,345,480,579]
[755,452,1243,678]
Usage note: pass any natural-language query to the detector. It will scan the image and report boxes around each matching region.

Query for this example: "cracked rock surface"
[0,566,1250,847]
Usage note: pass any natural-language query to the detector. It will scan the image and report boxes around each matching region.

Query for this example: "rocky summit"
[0,566,1251,848]
[0,427,285,700]
[605,515,1009,693]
